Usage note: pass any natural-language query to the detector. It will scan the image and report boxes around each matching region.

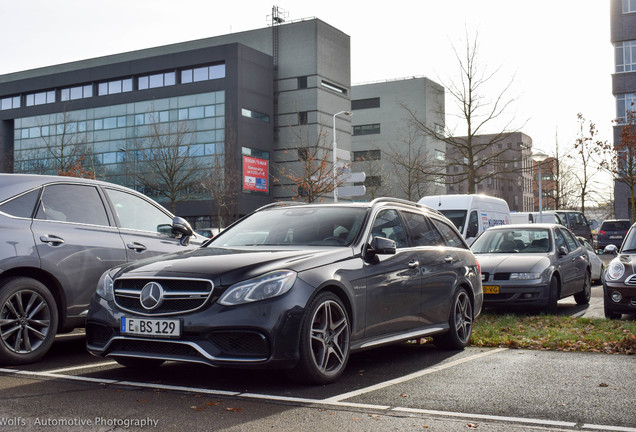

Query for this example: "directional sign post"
[337,185,366,197]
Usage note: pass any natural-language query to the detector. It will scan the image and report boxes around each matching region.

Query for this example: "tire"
[114,357,165,369]
[574,271,591,305]
[434,288,473,350]
[286,292,350,385]
[545,276,559,314]
[0,277,58,365]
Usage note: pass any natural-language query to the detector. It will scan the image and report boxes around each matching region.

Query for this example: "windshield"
[471,228,551,253]
[208,206,367,247]
[620,225,636,252]
[439,210,467,234]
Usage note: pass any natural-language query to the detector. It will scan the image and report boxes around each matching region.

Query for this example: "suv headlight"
[218,270,297,306]
[96,271,115,301]
[606,260,625,281]
[510,272,541,280]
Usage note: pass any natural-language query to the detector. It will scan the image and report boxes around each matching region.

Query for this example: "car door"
[31,183,128,317]
[559,227,587,295]
[364,208,421,337]
[401,210,455,326]
[553,228,580,296]
[103,187,196,259]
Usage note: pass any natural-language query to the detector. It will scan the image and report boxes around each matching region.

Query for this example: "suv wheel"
[0,277,58,365]
[287,292,350,385]
[434,288,473,350]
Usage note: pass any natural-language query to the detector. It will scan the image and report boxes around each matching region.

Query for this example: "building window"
[363,176,381,187]
[181,64,225,83]
[353,124,381,136]
[299,111,308,125]
[25,90,55,107]
[98,78,133,96]
[298,76,307,89]
[1,95,21,110]
[617,93,636,123]
[60,84,93,101]
[435,150,445,160]
[298,148,310,161]
[624,0,636,12]
[353,150,381,161]
[320,80,347,95]
[138,72,176,90]
[351,97,380,110]
[242,108,270,123]
[616,41,636,72]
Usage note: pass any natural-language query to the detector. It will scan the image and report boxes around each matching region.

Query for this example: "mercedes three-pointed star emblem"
[140,281,164,310]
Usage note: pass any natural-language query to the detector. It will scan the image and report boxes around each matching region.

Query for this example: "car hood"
[476,253,551,274]
[114,246,354,286]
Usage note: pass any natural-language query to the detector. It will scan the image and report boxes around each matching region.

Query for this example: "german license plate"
[483,285,500,294]
[609,235,621,239]
[121,317,181,337]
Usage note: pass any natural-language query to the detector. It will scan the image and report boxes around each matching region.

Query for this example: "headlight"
[606,260,625,280]
[510,272,541,280]
[218,270,297,306]
[96,271,115,301]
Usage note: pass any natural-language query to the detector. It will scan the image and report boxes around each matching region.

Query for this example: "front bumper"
[481,279,549,308]
[86,282,313,369]
[603,282,636,314]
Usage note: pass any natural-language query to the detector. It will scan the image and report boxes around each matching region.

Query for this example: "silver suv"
[0,174,198,365]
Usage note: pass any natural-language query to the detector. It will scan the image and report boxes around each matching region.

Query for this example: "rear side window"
[0,189,40,218]
[35,184,109,226]
[402,211,445,247]
[430,218,466,248]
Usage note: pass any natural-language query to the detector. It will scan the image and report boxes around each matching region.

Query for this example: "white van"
[418,194,511,244]
[509,211,564,225]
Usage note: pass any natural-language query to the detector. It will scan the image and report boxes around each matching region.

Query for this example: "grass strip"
[470,313,636,354]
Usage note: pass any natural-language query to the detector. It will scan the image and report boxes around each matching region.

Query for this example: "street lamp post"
[531,151,549,222]
[332,110,352,202]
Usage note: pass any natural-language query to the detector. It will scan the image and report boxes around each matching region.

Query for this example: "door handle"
[408,260,419,268]
[444,256,454,263]
[39,235,65,245]
[127,242,147,252]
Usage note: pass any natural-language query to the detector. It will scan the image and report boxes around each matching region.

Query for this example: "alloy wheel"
[309,299,349,375]
[0,289,51,354]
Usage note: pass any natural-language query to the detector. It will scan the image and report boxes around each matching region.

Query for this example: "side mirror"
[558,246,568,256]
[365,236,397,260]
[603,244,618,256]
[172,216,194,246]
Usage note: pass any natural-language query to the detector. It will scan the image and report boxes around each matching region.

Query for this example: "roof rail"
[369,197,442,215]
[254,201,306,212]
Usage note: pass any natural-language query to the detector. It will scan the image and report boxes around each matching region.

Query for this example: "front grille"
[208,331,270,357]
[624,275,636,286]
[494,273,511,281]
[114,277,214,316]
[481,272,490,282]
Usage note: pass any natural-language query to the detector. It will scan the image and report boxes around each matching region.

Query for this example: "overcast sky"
[0,0,613,158]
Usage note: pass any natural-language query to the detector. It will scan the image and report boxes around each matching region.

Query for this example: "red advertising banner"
[242,155,269,192]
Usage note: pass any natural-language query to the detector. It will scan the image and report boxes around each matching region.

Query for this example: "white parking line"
[44,361,117,374]
[323,347,508,403]
[582,424,636,432]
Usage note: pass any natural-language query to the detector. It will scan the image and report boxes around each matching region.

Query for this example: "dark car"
[597,219,630,252]
[555,210,593,242]
[86,198,482,384]
[602,221,636,319]
[0,174,199,365]
[471,224,591,313]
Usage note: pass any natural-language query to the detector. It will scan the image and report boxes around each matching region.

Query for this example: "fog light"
[611,291,622,303]
[522,293,533,299]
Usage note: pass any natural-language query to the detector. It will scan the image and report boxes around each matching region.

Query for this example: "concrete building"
[0,16,352,228]
[445,132,534,212]
[611,0,636,220]
[350,77,446,201]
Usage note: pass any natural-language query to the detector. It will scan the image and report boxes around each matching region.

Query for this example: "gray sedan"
[471,224,591,313]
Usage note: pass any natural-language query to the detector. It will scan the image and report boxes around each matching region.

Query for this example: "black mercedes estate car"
[86,198,483,384]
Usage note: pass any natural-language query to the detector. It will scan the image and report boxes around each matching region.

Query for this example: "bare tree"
[568,113,612,213]
[38,111,93,175]
[351,147,388,200]
[402,32,523,193]
[274,127,349,203]
[133,117,203,213]
[604,109,636,222]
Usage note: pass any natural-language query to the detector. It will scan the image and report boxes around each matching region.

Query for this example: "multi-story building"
[611,0,636,219]
[350,77,446,201]
[445,132,534,212]
[0,17,352,228]
[532,157,559,212]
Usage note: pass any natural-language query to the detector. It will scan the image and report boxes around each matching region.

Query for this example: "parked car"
[0,174,200,365]
[555,210,593,243]
[577,236,604,283]
[596,219,630,252]
[602,221,636,319]
[86,198,483,384]
[194,227,222,238]
[471,224,591,313]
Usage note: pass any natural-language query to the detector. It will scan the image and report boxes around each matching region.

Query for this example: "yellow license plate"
[483,285,500,294]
